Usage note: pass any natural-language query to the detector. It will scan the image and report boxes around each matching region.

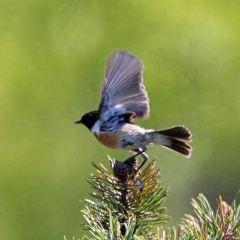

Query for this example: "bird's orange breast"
[94,132,118,149]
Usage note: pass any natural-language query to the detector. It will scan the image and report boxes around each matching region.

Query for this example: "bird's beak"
[75,119,82,124]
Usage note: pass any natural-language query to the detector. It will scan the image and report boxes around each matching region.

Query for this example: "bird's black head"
[75,110,99,130]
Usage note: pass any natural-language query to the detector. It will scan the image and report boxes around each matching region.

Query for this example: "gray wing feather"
[99,50,149,121]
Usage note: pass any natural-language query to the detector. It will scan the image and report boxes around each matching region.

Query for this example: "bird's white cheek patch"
[91,120,100,134]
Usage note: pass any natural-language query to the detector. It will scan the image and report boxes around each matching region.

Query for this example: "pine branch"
[79,155,240,239]
[81,157,169,239]
[161,192,240,240]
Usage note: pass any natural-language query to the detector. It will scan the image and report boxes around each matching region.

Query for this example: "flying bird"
[75,50,192,167]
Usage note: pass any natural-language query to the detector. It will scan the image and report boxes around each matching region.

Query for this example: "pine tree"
[81,157,168,239]
[67,156,240,239]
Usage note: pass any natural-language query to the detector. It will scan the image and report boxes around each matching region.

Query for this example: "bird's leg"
[132,145,148,170]
[124,145,148,170]
[138,151,148,170]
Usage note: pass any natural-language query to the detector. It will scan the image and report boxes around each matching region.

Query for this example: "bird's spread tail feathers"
[150,126,192,157]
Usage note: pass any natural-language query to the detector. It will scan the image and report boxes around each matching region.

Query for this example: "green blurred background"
[1,0,240,239]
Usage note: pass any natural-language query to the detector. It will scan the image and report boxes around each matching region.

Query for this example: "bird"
[75,50,192,168]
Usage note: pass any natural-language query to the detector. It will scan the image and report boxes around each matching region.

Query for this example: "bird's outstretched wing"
[99,50,149,123]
